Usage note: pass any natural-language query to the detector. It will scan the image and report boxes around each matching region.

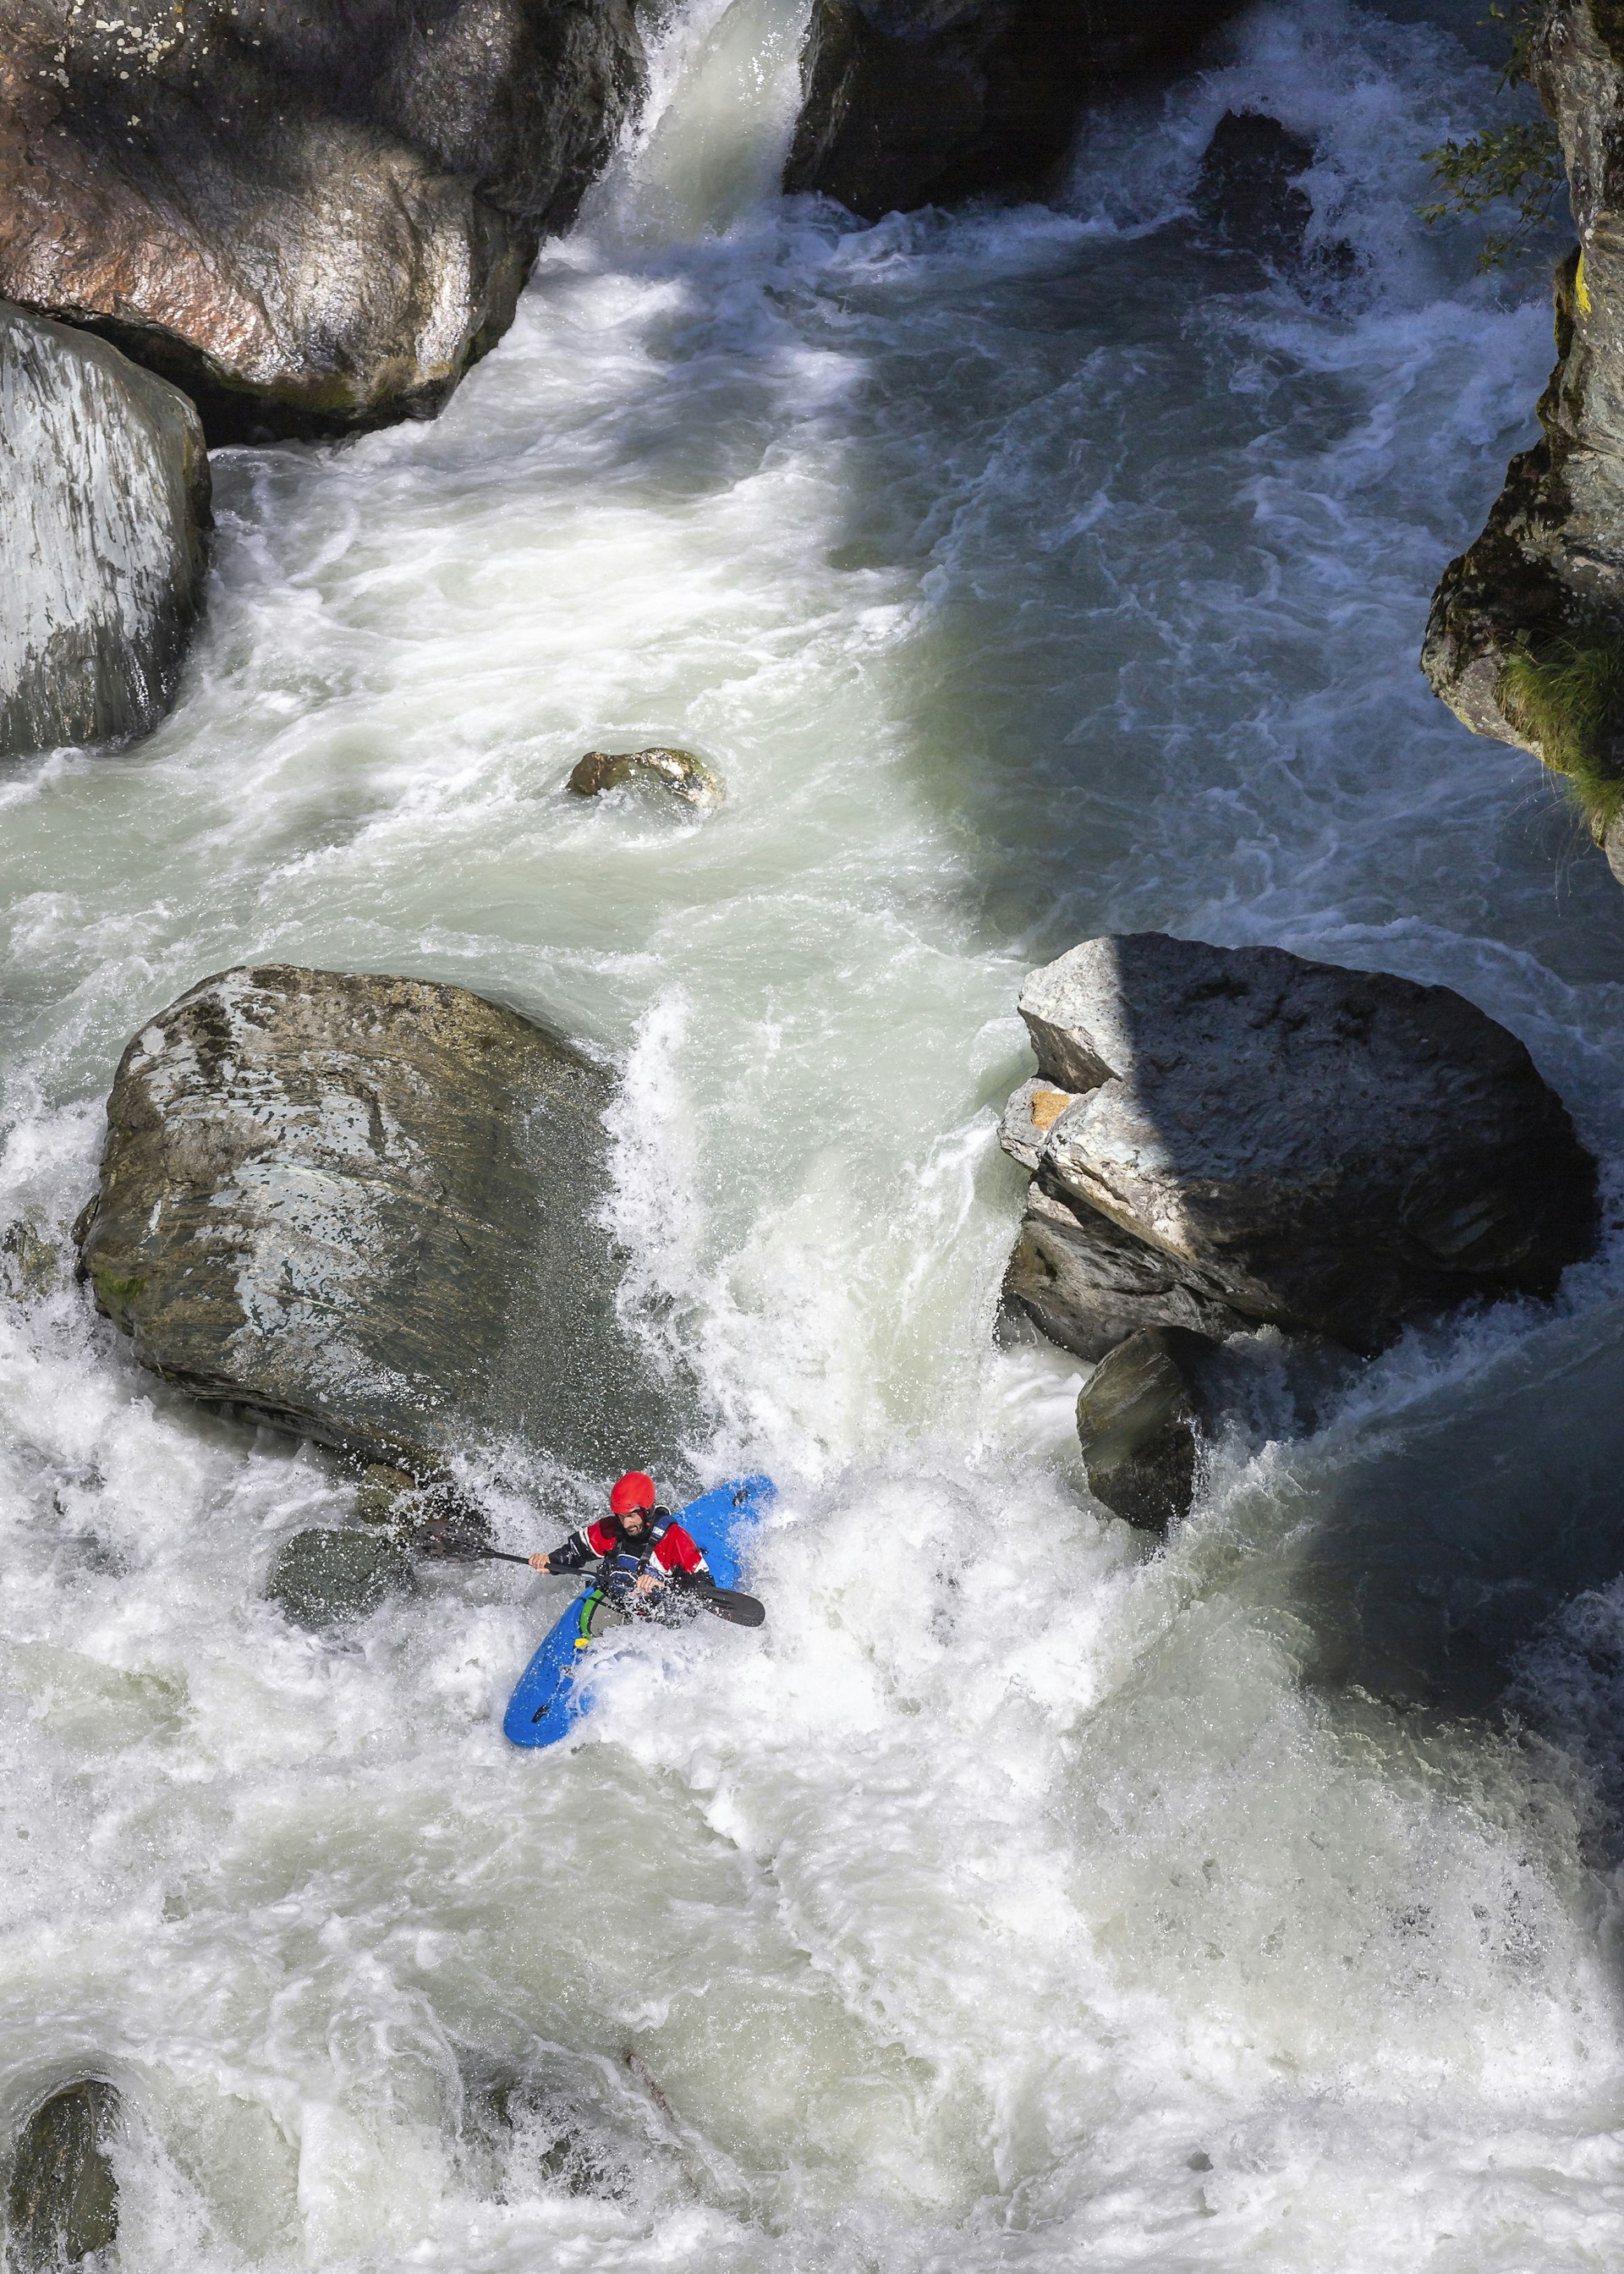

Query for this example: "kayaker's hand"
[529,1552,553,1574]
[630,1572,660,1597]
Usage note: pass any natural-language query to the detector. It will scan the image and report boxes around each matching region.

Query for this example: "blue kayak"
[502,1475,774,1749]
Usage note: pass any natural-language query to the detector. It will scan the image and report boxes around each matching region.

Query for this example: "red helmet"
[609,1470,657,1516]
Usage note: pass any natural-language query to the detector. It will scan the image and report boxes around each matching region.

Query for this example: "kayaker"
[529,1470,715,1601]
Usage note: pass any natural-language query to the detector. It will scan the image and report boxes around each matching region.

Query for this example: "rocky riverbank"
[1423,0,1624,876]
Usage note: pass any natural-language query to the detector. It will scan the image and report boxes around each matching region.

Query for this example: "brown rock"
[567,746,723,808]
[0,0,645,443]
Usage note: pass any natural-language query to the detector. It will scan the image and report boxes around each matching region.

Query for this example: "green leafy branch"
[1419,3,1563,270]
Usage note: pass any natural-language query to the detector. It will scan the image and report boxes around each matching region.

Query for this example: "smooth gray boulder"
[1001,934,1598,1359]
[6,2082,119,2272]
[1075,1326,1212,1533]
[784,0,1245,218]
[267,1528,417,1628]
[2,303,209,758]
[74,965,675,1475]
[0,0,645,444]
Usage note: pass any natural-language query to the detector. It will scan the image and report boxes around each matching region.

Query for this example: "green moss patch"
[1498,631,1624,838]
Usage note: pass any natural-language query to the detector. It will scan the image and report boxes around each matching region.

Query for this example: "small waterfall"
[592,0,812,239]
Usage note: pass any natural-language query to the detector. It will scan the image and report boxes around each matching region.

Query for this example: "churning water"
[6,0,1624,2264]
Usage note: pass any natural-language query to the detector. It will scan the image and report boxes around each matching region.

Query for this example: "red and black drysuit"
[544,1510,712,1592]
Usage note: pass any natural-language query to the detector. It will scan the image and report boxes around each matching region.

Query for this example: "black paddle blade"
[416,1522,531,1567]
[700,1586,765,1628]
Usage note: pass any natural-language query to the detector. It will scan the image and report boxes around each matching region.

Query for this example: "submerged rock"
[0,0,645,444]
[267,1527,417,1628]
[784,0,1245,217]
[1191,111,1314,264]
[568,746,723,808]
[6,2081,119,2271]
[1,304,209,759]
[1075,1326,1214,1533]
[1421,3,1624,855]
[1001,933,1597,1360]
[74,965,676,1475]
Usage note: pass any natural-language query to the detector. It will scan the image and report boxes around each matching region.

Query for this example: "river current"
[6,1,1624,2266]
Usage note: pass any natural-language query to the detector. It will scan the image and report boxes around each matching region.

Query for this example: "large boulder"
[6,2082,120,2272]
[1000,934,1597,1360]
[783,0,1244,218]
[1421,2,1624,871]
[2,302,209,758]
[74,965,672,1475]
[0,0,645,444]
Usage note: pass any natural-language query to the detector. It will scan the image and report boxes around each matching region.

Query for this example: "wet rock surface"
[1191,111,1315,263]
[267,1527,418,1628]
[568,745,723,808]
[1001,933,1597,1360]
[5,2081,119,2272]
[74,964,676,1474]
[0,0,645,443]
[1421,3,1624,823]
[784,0,1245,217]
[1074,1326,1213,1533]
[2,303,209,759]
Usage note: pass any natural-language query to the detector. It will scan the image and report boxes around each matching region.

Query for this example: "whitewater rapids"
[4,1,1624,2266]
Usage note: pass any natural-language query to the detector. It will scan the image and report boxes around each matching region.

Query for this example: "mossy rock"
[567,747,722,810]
[6,2080,120,2271]
[267,1528,417,1629]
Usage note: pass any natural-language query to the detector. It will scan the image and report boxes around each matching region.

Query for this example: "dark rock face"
[74,965,672,1474]
[2,303,209,758]
[568,745,723,808]
[784,0,1245,218]
[1000,934,1598,1360]
[6,2082,119,2272]
[267,1527,417,1627]
[1191,110,1314,263]
[1421,3,1624,860]
[1074,1326,1212,1533]
[0,0,645,444]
